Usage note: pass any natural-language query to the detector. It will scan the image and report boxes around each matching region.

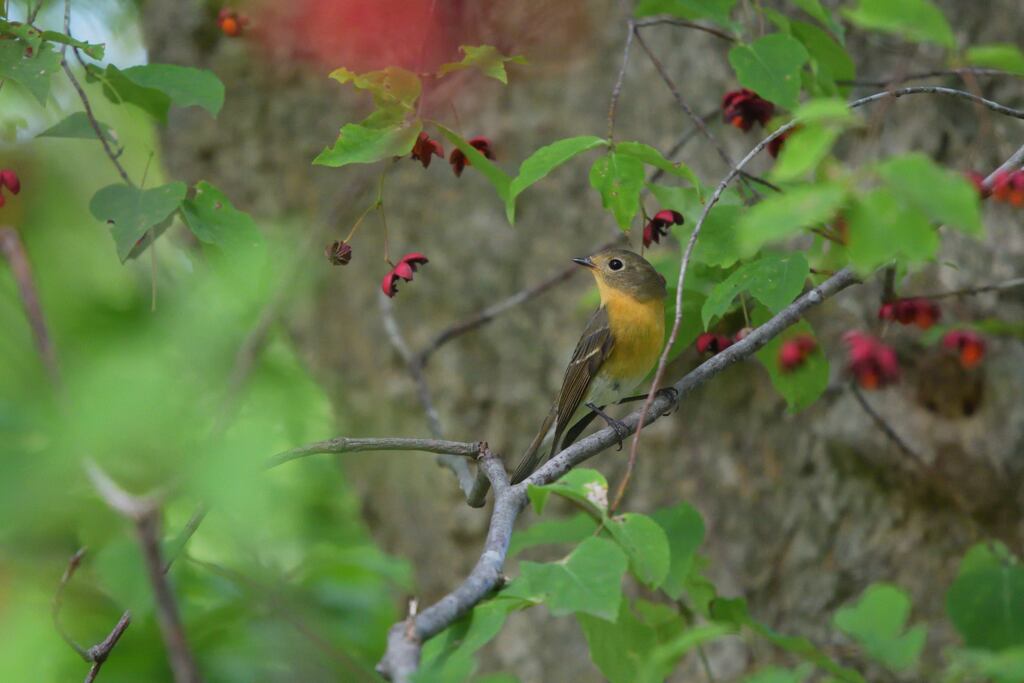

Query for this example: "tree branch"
[0,227,60,386]
[850,85,1024,120]
[376,448,524,682]
[373,269,859,680]
[267,436,482,468]
[633,17,736,43]
[607,19,635,140]
[86,463,202,683]
[840,67,1018,88]
[59,0,132,186]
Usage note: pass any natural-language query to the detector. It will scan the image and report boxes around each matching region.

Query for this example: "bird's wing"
[553,306,615,443]
[509,307,613,485]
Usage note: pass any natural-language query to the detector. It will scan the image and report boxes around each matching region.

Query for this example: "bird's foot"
[585,402,630,450]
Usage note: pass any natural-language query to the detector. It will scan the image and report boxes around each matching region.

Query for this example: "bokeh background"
[1,0,1022,680]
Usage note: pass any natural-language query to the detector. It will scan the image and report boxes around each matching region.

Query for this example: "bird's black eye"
[608,258,624,271]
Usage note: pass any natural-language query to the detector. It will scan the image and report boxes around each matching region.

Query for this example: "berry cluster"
[778,334,816,372]
[411,133,495,177]
[0,168,20,208]
[843,331,900,390]
[878,297,941,330]
[381,253,429,298]
[643,209,684,248]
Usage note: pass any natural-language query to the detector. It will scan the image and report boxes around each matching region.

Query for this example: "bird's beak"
[572,256,596,269]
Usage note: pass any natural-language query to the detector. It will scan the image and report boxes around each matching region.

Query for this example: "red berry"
[722,89,775,132]
[778,334,816,372]
[0,169,20,194]
[878,298,940,330]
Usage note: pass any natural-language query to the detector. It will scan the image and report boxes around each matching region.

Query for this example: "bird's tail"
[510,406,558,484]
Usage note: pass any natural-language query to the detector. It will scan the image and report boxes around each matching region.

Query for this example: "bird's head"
[573,248,666,302]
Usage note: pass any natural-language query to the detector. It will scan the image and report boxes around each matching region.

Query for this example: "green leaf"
[966,44,1024,75]
[842,0,955,49]
[946,647,1024,683]
[734,183,847,256]
[636,623,737,683]
[506,136,608,223]
[787,0,844,39]
[790,21,854,86]
[728,33,810,110]
[649,185,743,268]
[615,141,702,191]
[834,583,927,670]
[753,313,828,411]
[180,181,263,250]
[39,30,105,60]
[702,253,809,328]
[769,124,841,182]
[314,120,422,168]
[527,468,608,515]
[606,513,670,589]
[416,598,525,682]
[89,182,187,262]
[509,513,597,557]
[947,543,1024,651]
[845,187,939,273]
[437,44,527,84]
[634,0,739,27]
[742,665,814,683]
[38,112,116,143]
[329,66,421,110]
[651,502,705,600]
[512,536,627,620]
[118,64,224,117]
[437,125,512,204]
[589,152,646,229]
[577,602,661,683]
[875,153,983,235]
[712,598,866,682]
[0,41,61,105]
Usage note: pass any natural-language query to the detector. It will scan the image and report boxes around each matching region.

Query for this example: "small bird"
[510,247,667,484]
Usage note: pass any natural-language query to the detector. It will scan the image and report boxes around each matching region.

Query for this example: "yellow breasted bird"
[510,248,667,484]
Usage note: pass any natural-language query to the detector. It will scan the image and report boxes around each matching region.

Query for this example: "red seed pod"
[767,128,793,158]
[449,136,495,177]
[843,330,899,390]
[381,253,429,298]
[696,332,732,356]
[722,89,775,131]
[942,329,986,369]
[643,209,684,248]
[325,240,353,265]
[778,334,816,373]
[410,132,444,169]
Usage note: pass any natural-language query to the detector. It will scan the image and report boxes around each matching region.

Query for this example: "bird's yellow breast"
[599,284,666,383]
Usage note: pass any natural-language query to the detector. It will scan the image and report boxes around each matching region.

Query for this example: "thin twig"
[607,20,636,140]
[840,67,1017,88]
[0,227,60,386]
[136,512,203,683]
[268,437,482,469]
[851,85,1024,120]
[59,0,131,185]
[633,17,736,42]
[848,383,973,515]
[912,277,1024,300]
[82,613,132,683]
[632,24,756,195]
[982,143,1024,187]
[52,547,90,660]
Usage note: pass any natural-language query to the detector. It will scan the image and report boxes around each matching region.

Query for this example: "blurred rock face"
[143,0,1024,679]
